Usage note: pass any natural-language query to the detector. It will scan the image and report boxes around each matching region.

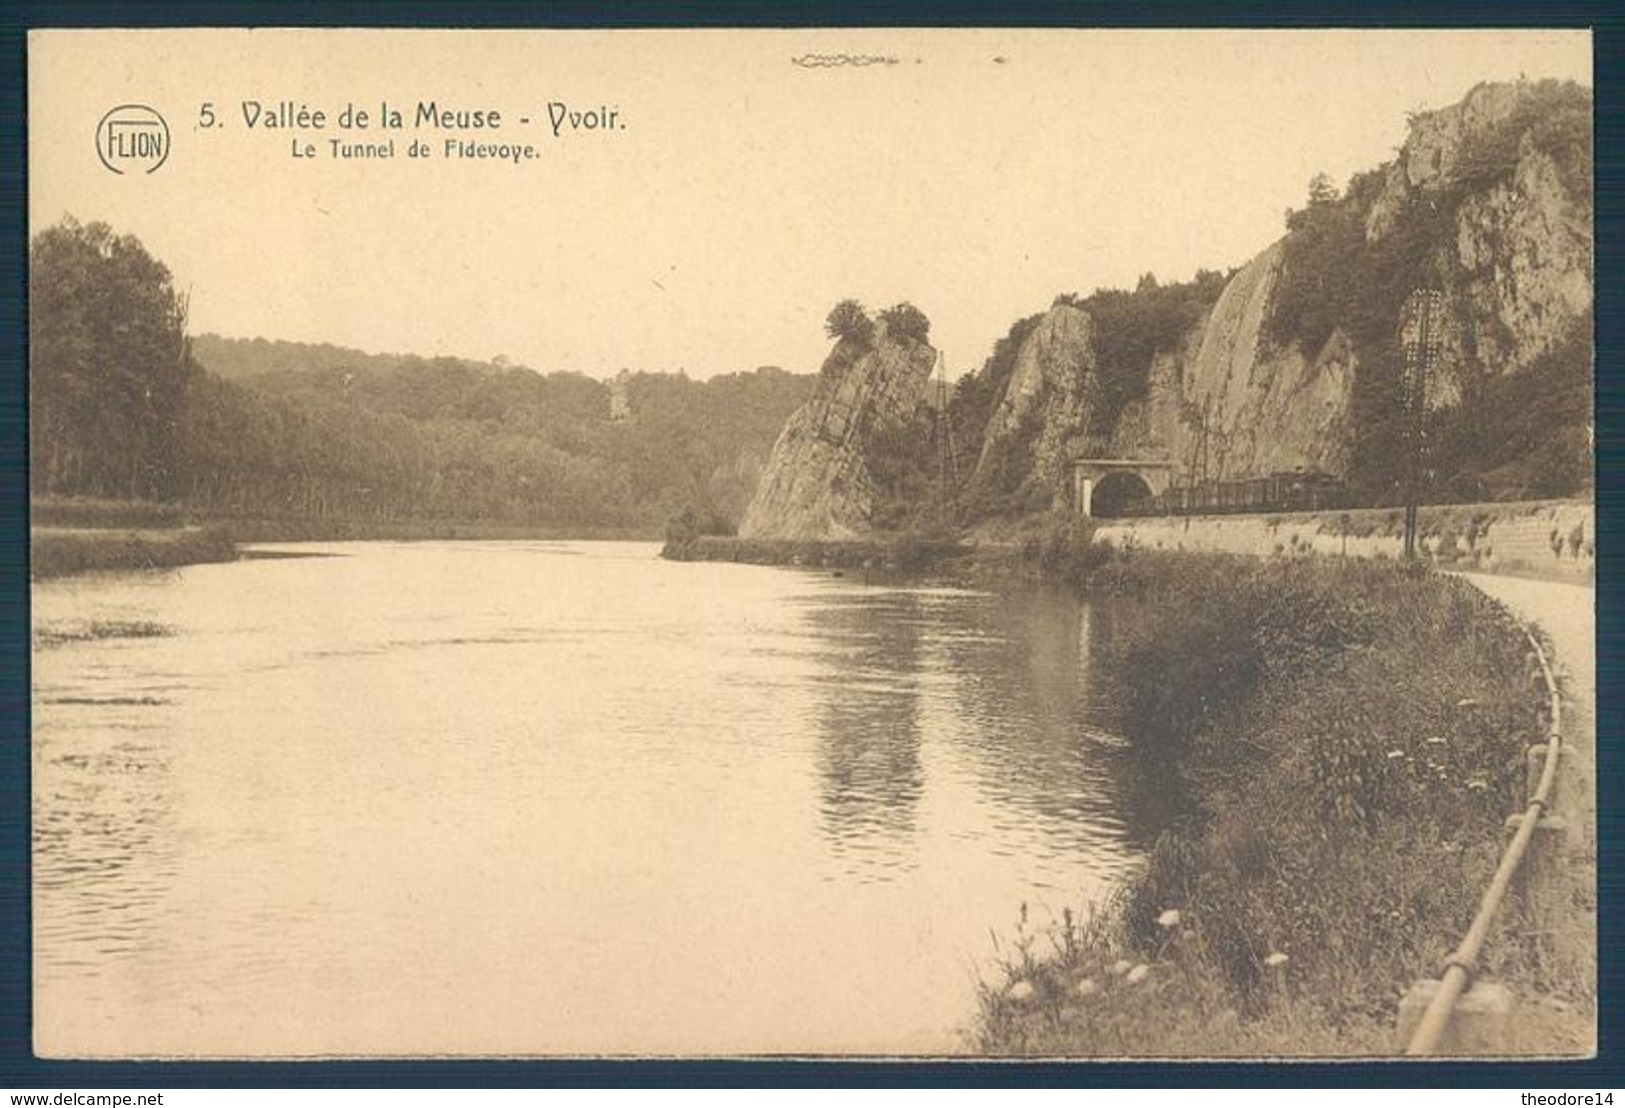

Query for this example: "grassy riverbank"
[32,526,238,579]
[975,548,1581,1056]
[30,497,233,580]
[29,496,662,579]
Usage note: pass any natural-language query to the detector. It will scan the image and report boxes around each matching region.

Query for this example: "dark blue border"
[1,0,1619,1089]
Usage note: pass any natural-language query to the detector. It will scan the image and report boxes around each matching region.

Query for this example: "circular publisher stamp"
[96,104,170,175]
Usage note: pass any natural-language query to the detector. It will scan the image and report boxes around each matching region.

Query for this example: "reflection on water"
[33,542,1164,1056]
[812,592,926,877]
[807,584,1164,885]
[936,587,1172,861]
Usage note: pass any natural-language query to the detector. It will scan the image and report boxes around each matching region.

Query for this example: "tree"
[30,217,191,499]
[1306,171,1339,207]
[824,299,874,345]
[879,302,931,344]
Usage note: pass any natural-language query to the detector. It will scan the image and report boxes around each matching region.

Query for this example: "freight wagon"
[1119,469,1349,517]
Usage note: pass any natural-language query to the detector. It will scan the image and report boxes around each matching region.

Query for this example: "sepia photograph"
[25,27,1595,1061]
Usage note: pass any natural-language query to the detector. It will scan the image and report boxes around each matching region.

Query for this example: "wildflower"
[1075,978,1099,997]
[1008,980,1035,1003]
[1264,952,1289,968]
[1125,964,1150,985]
[1110,959,1133,976]
[1157,909,1181,929]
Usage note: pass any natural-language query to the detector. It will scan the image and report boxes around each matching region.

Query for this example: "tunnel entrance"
[1071,457,1175,518]
[1088,471,1154,518]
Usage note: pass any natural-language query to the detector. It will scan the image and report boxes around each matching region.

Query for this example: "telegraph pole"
[1399,289,1443,561]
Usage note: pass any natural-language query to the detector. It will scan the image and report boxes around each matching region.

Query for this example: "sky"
[30,29,1591,380]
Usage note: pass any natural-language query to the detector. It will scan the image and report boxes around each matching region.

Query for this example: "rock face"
[966,79,1589,504]
[972,304,1100,506]
[1108,328,1197,461]
[1366,80,1593,401]
[1175,243,1355,481]
[1449,145,1592,377]
[739,322,936,539]
[1167,83,1589,481]
[971,258,1355,506]
[745,83,1590,526]
[1366,82,1538,239]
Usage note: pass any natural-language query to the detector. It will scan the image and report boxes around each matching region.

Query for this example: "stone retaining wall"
[1095,499,1592,582]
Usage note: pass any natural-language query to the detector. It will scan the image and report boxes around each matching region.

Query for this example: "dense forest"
[31,218,814,534]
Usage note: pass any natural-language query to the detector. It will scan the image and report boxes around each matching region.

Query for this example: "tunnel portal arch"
[1089,471,1155,518]
[1070,457,1175,518]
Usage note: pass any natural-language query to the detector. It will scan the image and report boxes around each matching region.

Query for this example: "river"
[32,540,1161,1056]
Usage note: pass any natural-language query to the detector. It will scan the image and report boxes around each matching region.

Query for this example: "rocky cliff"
[1365,80,1593,403]
[965,78,1590,507]
[739,322,937,539]
[742,81,1590,531]
[1174,243,1356,481]
[971,304,1101,508]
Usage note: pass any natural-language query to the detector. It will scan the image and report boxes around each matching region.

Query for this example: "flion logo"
[96,104,170,174]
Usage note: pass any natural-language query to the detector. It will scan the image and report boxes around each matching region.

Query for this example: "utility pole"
[1198,397,1211,487]
[1399,289,1443,561]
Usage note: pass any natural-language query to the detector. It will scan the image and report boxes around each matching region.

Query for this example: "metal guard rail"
[1404,614,1564,1056]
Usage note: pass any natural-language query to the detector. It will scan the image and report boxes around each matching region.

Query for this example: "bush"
[864,410,941,532]
[663,505,735,549]
[663,508,699,550]
[824,299,875,347]
[878,302,931,345]
[1018,514,1108,586]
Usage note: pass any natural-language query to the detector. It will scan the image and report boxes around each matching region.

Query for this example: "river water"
[32,541,1161,1057]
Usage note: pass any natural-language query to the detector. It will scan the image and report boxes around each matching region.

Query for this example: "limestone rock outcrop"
[744,83,1591,528]
[972,304,1100,507]
[739,323,936,539]
[1366,80,1593,403]
[967,79,1590,501]
[1365,81,1539,239]
[1449,144,1593,377]
[1175,242,1355,481]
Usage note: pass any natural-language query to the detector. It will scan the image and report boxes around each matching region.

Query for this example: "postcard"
[27,28,1594,1059]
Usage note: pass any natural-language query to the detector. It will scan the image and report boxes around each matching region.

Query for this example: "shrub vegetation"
[977,550,1549,1056]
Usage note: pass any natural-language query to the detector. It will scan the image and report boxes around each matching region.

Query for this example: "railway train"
[1117,468,1350,517]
